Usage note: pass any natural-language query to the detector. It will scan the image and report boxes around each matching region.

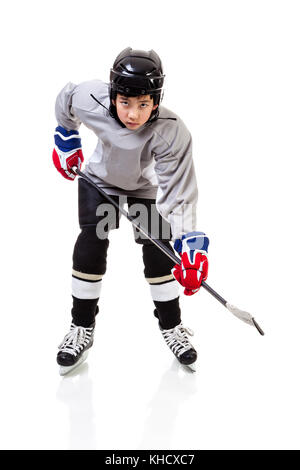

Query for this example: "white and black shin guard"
[142,243,181,329]
[142,243,197,368]
[71,229,109,327]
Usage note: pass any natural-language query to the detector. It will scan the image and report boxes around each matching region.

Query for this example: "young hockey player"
[53,48,209,375]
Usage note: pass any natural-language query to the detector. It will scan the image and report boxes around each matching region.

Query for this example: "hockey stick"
[72,166,264,336]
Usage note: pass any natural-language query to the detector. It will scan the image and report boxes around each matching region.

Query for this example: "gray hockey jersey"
[55,80,198,240]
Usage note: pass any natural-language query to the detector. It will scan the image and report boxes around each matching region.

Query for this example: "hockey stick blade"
[226,303,264,336]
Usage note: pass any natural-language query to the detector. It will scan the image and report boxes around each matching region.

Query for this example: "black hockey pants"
[71,178,181,329]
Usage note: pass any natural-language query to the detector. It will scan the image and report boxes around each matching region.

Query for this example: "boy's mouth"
[126,122,139,127]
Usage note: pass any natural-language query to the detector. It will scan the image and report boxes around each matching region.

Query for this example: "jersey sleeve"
[154,118,198,241]
[55,82,81,131]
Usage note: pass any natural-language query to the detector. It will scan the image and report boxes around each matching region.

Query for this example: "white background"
[0,0,299,450]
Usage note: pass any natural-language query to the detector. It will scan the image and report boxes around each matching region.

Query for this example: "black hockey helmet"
[110,47,165,107]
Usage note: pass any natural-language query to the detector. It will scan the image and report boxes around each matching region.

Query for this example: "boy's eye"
[140,103,148,108]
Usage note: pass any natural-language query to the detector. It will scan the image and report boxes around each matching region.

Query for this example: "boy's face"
[113,94,158,130]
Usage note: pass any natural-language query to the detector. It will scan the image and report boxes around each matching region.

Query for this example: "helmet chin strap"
[148,107,160,123]
[90,93,111,114]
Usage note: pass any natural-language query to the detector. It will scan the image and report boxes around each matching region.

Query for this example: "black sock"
[154,297,181,330]
[71,297,99,327]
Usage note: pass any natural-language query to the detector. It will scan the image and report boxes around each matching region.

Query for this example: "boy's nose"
[128,108,138,119]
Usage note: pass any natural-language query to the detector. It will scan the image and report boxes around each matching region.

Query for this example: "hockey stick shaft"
[72,167,264,335]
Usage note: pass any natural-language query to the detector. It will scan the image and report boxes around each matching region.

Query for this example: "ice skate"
[57,322,95,376]
[159,321,197,372]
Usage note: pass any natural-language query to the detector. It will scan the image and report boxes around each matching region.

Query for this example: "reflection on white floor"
[56,358,198,450]
[1,313,300,450]
[138,360,197,449]
[56,363,97,449]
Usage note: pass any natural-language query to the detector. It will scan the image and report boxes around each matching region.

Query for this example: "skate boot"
[159,321,197,371]
[57,322,95,376]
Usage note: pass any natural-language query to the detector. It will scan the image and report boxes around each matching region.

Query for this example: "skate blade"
[59,351,89,376]
[184,362,196,372]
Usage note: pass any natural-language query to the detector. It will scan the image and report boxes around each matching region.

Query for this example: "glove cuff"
[54,126,81,152]
[174,231,209,255]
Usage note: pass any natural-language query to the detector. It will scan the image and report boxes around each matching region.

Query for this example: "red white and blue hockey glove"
[52,126,84,181]
[172,231,209,296]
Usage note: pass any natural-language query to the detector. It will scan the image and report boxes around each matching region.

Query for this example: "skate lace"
[162,323,194,357]
[58,323,94,357]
